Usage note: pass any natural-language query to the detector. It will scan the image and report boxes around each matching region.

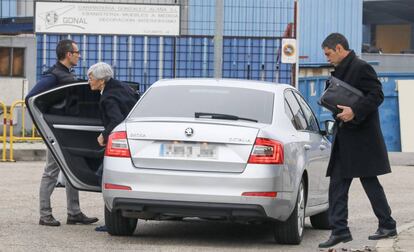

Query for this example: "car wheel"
[310,209,330,229]
[105,206,137,236]
[273,178,306,244]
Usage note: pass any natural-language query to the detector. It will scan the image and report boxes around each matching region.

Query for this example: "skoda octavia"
[27,78,331,244]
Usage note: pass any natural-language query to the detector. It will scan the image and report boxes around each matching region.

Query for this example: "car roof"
[151,78,294,93]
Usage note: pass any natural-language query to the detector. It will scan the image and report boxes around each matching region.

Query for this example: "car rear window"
[130,85,274,124]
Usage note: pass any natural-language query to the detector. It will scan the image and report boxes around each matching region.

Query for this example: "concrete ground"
[393,226,414,252]
[0,160,413,252]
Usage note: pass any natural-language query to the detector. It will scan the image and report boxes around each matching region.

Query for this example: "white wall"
[397,80,414,152]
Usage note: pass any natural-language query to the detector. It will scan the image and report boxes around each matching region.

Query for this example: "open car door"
[26,82,103,192]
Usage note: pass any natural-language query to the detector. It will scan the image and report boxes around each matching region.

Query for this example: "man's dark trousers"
[328,153,396,235]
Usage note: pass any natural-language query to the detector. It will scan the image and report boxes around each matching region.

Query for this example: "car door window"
[284,90,308,130]
[292,91,320,132]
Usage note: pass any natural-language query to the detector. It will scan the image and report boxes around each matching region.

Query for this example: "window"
[131,85,275,124]
[0,47,25,77]
[284,90,308,130]
[293,91,320,132]
[284,99,300,129]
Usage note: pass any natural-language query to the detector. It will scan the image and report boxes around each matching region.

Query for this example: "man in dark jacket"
[318,33,396,248]
[27,39,98,227]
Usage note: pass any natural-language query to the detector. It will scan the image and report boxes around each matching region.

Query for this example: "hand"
[336,105,355,122]
[97,133,106,147]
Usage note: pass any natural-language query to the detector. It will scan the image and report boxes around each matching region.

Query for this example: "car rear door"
[26,82,104,192]
[292,90,330,205]
[284,89,329,206]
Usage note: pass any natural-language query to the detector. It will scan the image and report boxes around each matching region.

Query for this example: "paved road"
[0,162,413,252]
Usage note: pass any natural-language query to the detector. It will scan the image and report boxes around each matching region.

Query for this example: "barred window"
[0,47,25,77]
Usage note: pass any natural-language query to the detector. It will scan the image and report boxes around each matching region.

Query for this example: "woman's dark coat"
[100,78,139,142]
[326,50,391,178]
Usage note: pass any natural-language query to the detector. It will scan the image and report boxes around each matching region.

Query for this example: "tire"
[273,179,306,244]
[105,206,137,236]
[310,209,330,230]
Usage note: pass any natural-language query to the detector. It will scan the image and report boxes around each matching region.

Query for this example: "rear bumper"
[102,157,296,221]
[112,198,267,219]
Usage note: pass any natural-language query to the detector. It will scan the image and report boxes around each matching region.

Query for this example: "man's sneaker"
[368,228,397,240]
[67,212,98,225]
[39,215,61,226]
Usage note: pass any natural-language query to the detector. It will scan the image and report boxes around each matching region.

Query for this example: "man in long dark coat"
[318,33,397,248]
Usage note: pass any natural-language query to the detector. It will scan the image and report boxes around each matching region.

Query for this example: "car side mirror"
[322,120,335,136]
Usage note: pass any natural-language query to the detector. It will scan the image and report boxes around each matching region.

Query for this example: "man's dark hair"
[321,33,349,51]
[56,39,76,60]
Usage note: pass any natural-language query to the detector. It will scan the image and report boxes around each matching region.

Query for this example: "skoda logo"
[185,127,194,137]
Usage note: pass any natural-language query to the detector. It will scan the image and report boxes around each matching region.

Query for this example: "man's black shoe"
[39,215,61,226]
[67,212,98,225]
[95,225,108,232]
[368,228,397,240]
[318,233,353,248]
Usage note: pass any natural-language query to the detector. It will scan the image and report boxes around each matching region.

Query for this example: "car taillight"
[248,138,284,164]
[104,183,132,190]
[105,131,131,158]
[242,192,277,198]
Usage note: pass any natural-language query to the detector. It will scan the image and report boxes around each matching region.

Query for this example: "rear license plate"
[160,142,218,159]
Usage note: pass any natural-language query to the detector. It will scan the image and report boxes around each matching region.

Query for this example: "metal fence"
[37,34,294,91]
[32,0,296,91]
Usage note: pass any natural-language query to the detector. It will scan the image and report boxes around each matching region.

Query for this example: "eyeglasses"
[71,50,80,55]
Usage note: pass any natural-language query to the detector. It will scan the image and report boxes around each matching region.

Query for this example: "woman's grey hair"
[87,62,113,82]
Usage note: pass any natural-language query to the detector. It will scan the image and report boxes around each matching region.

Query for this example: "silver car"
[27,78,332,245]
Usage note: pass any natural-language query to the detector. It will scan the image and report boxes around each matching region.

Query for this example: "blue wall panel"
[188,0,294,37]
[1,1,16,18]
[222,37,291,84]
[132,36,144,91]
[298,73,414,152]
[85,35,99,78]
[148,37,160,86]
[36,34,44,78]
[162,37,175,79]
[299,0,363,65]
[117,36,129,81]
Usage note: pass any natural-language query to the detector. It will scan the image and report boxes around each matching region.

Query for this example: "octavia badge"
[185,127,194,137]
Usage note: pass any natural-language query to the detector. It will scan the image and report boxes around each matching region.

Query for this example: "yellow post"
[21,105,26,138]
[8,100,43,162]
[32,123,36,138]
[8,100,19,162]
[1,101,7,162]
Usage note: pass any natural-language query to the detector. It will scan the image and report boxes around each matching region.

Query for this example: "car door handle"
[303,144,311,150]
[319,145,327,150]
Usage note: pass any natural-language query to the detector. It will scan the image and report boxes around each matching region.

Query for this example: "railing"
[8,100,42,162]
[0,101,7,162]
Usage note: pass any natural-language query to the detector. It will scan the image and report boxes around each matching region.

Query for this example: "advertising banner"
[35,1,180,36]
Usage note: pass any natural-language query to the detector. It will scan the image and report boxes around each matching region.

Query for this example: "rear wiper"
[195,112,258,123]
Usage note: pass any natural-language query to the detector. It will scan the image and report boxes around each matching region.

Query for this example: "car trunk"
[126,121,259,173]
